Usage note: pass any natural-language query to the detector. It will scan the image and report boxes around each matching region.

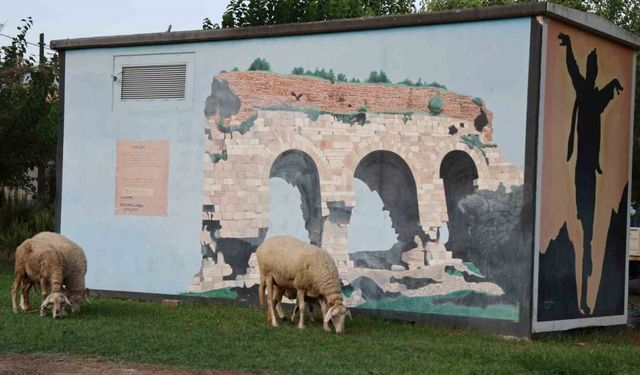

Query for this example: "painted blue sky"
[4,2,530,165]
[200,17,531,166]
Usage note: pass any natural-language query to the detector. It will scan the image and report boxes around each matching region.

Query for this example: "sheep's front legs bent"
[296,289,306,330]
[265,277,279,327]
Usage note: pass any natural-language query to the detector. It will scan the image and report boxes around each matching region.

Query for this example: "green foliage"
[398,78,448,90]
[472,97,483,106]
[366,70,390,83]
[206,149,229,164]
[292,66,352,83]
[0,221,32,261]
[219,0,415,28]
[0,191,54,262]
[201,17,220,30]
[421,0,591,12]
[428,95,443,115]
[33,206,54,234]
[290,67,364,83]
[305,68,336,81]
[425,81,447,90]
[398,78,421,86]
[0,18,59,202]
[216,114,259,135]
[231,66,239,72]
[247,57,271,71]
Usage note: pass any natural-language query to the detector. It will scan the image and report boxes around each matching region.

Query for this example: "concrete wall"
[60,17,533,332]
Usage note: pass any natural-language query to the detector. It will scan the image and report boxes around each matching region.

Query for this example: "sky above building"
[1,0,422,57]
[1,0,228,56]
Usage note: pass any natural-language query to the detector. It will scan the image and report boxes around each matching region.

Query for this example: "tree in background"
[0,17,58,204]
[0,18,57,260]
[216,0,415,28]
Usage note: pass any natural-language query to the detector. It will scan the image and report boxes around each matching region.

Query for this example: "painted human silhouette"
[558,32,623,315]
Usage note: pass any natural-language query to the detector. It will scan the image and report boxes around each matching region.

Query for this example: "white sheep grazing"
[31,232,88,313]
[11,239,71,319]
[257,235,351,334]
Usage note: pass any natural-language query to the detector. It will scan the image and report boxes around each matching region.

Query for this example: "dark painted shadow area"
[538,185,628,321]
[350,151,424,269]
[354,151,423,244]
[440,150,478,244]
[269,150,323,246]
[446,183,531,321]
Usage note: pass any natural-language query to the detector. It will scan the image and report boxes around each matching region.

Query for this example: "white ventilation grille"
[120,64,187,100]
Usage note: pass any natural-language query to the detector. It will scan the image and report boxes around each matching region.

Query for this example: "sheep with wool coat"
[257,235,351,334]
[11,239,71,319]
[32,232,88,313]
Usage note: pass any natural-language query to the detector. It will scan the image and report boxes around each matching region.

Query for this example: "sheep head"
[323,303,351,334]
[66,287,89,313]
[40,292,71,319]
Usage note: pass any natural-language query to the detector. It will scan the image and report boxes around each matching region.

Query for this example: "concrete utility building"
[52,2,639,336]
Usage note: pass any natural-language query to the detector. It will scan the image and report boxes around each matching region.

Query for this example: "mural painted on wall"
[186,27,532,322]
[537,20,633,322]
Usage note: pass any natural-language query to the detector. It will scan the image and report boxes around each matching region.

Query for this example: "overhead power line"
[0,32,54,51]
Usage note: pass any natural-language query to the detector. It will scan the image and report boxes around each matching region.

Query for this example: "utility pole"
[37,32,46,202]
[39,33,45,64]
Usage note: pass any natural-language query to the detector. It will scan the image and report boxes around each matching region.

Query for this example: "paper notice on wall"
[115,140,169,216]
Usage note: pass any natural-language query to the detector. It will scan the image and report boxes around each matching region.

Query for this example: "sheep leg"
[265,277,279,327]
[319,298,331,332]
[20,281,32,312]
[39,279,48,317]
[11,274,23,313]
[273,285,286,320]
[258,269,266,308]
[296,289,306,330]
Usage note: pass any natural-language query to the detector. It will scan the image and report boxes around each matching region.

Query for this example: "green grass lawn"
[0,262,638,375]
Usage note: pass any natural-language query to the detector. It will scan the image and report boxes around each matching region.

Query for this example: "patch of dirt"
[0,354,249,375]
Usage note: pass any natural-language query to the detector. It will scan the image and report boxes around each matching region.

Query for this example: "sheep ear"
[347,309,352,320]
[63,294,72,306]
[324,306,335,324]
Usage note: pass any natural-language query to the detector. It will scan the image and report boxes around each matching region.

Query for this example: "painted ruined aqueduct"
[189,71,523,294]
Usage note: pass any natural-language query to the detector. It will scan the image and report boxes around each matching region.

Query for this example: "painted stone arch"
[268,149,324,246]
[262,135,332,216]
[431,140,490,186]
[341,137,427,197]
[439,150,480,243]
[352,149,425,244]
